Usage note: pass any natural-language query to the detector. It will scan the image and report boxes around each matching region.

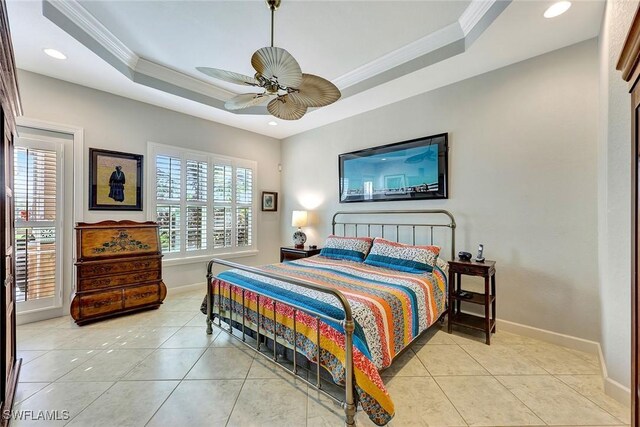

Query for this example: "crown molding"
[44,0,138,69]
[459,0,496,36]
[333,22,463,90]
[42,0,508,116]
[334,0,501,91]
[134,58,235,100]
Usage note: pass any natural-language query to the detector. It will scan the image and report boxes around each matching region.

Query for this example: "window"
[150,143,256,259]
[14,139,63,310]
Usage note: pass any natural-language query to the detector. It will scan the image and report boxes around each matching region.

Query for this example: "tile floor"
[12,289,630,427]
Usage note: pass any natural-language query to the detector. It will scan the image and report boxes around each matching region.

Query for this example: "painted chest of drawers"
[70,220,167,325]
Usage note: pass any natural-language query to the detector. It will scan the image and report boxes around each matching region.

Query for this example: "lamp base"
[293,229,307,248]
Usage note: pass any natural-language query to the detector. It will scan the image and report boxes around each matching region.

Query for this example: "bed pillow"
[436,257,449,274]
[320,235,374,262]
[364,238,440,273]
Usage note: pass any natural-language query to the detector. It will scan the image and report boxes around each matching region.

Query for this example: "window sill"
[162,249,259,267]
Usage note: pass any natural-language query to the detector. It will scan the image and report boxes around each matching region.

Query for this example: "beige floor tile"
[227,378,307,427]
[19,349,101,382]
[381,349,430,377]
[124,348,205,380]
[17,328,83,351]
[450,328,541,346]
[185,313,209,327]
[436,375,544,426]
[512,344,600,375]
[497,375,621,425]
[13,381,113,427]
[58,348,154,382]
[16,350,48,365]
[108,326,179,349]
[247,355,298,379]
[56,328,133,350]
[66,380,178,427]
[307,389,347,427]
[415,344,489,376]
[160,326,220,348]
[460,344,548,375]
[147,379,243,427]
[414,326,458,346]
[186,347,254,380]
[13,382,49,405]
[136,310,197,327]
[556,375,631,424]
[357,376,466,426]
[162,298,201,311]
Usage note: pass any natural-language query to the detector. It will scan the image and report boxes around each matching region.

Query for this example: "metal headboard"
[331,210,456,260]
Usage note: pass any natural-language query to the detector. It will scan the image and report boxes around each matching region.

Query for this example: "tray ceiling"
[7,0,604,138]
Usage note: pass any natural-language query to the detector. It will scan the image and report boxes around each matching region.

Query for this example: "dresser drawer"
[77,257,161,279]
[124,283,161,309]
[74,290,123,318]
[78,270,161,292]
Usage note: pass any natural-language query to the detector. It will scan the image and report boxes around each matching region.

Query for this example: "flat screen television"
[339,133,448,203]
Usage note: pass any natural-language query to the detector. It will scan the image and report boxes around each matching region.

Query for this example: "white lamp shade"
[291,210,308,227]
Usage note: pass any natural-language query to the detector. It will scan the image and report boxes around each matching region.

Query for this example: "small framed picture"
[261,191,278,212]
[89,148,143,211]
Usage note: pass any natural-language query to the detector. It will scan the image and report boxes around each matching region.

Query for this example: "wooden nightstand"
[280,246,322,262]
[447,259,496,345]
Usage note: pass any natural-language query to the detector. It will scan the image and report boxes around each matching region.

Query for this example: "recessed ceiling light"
[544,1,571,18]
[43,48,67,60]
[268,121,278,126]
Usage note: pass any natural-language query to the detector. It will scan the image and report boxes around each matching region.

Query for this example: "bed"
[202,210,456,426]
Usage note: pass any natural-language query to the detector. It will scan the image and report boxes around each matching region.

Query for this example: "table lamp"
[291,210,308,248]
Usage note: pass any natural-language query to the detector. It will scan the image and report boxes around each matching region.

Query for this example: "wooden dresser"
[71,220,167,325]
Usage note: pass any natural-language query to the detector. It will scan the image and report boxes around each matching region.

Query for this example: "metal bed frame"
[205,209,456,426]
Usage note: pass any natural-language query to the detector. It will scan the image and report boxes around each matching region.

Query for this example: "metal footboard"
[206,258,357,426]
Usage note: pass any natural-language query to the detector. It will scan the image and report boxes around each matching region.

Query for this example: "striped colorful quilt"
[209,256,447,425]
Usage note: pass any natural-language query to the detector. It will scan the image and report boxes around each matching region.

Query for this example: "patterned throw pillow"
[320,236,374,262]
[364,238,440,273]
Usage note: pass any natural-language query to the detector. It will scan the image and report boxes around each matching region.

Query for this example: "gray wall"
[281,40,601,342]
[17,70,282,317]
[598,0,638,391]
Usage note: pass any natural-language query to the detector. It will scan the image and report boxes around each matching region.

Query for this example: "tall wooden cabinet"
[0,0,21,424]
[618,6,640,427]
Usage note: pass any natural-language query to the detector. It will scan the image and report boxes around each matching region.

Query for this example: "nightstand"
[447,259,496,345]
[280,246,322,262]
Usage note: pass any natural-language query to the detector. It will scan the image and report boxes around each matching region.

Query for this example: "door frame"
[15,117,84,322]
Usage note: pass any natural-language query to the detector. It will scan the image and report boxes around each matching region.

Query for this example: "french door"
[13,138,63,312]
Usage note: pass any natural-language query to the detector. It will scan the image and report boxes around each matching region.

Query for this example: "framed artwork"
[89,148,143,211]
[261,191,278,211]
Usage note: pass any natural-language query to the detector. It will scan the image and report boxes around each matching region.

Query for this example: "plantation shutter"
[185,159,207,251]
[156,155,182,253]
[14,147,58,302]
[235,167,253,247]
[212,164,233,249]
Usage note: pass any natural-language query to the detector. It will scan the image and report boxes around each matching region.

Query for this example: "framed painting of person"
[89,148,143,211]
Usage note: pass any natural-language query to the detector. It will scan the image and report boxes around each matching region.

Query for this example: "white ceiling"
[7,0,604,139]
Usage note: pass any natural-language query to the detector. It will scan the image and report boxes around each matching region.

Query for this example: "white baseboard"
[166,282,205,295]
[497,319,601,354]
[497,318,630,406]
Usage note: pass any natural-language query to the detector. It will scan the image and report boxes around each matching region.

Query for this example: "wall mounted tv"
[339,133,448,203]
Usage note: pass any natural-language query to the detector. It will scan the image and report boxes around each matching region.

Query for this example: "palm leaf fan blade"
[288,74,341,108]
[225,93,271,110]
[196,67,259,86]
[267,95,307,120]
[251,47,302,88]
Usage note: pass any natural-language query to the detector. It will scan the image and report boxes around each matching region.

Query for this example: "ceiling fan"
[196,0,341,120]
